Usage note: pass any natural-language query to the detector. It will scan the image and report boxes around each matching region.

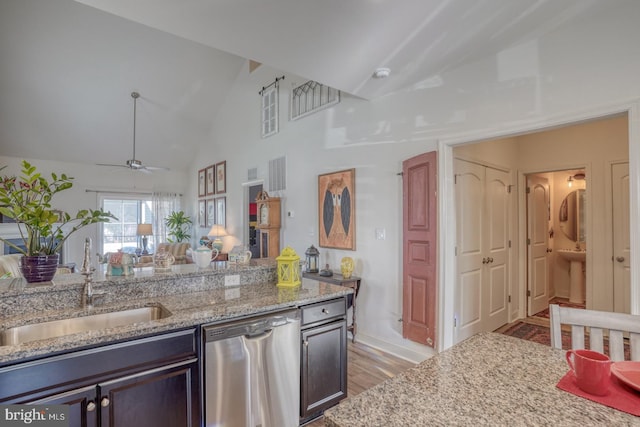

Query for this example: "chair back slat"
[549,304,640,361]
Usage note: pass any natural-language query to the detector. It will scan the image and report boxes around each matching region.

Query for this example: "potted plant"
[0,160,117,282]
[165,211,192,243]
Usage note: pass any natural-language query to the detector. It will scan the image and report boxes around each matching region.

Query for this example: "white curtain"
[152,192,180,243]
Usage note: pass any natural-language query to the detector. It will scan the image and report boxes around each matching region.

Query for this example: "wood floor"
[305,341,416,426]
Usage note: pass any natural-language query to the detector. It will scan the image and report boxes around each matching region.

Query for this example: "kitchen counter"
[0,261,351,366]
[324,332,638,426]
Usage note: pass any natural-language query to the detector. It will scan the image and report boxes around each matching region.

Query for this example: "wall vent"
[268,156,286,192]
[247,167,258,181]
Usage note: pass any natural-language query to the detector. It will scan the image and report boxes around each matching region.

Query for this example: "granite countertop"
[0,262,351,366]
[324,332,639,426]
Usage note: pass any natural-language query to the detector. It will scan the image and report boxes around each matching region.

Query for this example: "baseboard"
[354,332,435,364]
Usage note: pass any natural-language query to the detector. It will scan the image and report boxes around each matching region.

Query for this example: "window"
[100,196,154,255]
[261,85,279,138]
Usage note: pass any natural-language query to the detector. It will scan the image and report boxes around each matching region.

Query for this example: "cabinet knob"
[303,340,309,347]
[321,308,329,314]
[616,256,625,263]
[87,401,96,412]
[101,397,110,408]
[488,257,494,263]
[482,258,487,264]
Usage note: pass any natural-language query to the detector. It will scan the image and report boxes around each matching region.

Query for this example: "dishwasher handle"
[244,328,273,340]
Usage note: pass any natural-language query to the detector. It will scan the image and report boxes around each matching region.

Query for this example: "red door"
[402,151,437,347]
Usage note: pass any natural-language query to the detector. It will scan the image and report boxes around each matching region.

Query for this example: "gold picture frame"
[318,168,355,250]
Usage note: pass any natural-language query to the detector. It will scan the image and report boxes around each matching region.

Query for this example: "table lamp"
[207,224,228,252]
[137,223,153,254]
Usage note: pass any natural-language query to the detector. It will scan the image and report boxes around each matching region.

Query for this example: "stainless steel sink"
[1,305,171,346]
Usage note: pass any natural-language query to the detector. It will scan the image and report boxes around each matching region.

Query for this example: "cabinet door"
[29,385,98,427]
[300,320,347,420]
[99,359,199,427]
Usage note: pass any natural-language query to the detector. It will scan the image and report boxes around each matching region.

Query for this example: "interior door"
[612,162,630,313]
[402,151,437,347]
[455,160,510,341]
[454,160,485,341]
[484,167,510,331]
[527,175,550,316]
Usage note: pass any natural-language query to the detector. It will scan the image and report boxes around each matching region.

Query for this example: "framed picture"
[198,200,206,228]
[215,161,226,194]
[318,168,355,250]
[215,197,226,227]
[206,165,215,196]
[198,168,206,197]
[206,199,216,227]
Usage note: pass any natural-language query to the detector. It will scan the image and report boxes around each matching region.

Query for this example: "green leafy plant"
[0,160,117,256]
[165,211,192,243]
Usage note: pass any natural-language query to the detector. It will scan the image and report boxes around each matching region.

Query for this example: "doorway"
[526,169,587,319]
[247,184,263,259]
[451,113,629,345]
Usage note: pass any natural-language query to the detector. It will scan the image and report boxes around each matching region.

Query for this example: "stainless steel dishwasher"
[203,308,300,427]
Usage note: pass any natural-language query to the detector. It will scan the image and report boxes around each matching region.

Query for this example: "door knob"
[616,256,625,263]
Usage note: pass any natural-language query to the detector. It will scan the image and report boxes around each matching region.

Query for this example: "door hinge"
[527,290,531,297]
[507,185,512,194]
[508,240,511,248]
[454,174,457,184]
[453,316,457,327]
[455,246,457,256]
[397,172,404,176]
[527,238,531,245]
[526,186,531,194]
[508,295,511,303]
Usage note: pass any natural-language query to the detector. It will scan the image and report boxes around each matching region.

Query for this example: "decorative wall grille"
[291,80,340,120]
[268,156,286,192]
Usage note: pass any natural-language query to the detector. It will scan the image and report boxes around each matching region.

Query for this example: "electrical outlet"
[224,275,240,286]
[287,211,295,218]
[375,228,386,240]
[225,288,240,300]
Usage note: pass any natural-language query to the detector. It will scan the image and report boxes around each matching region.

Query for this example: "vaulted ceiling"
[0,0,614,172]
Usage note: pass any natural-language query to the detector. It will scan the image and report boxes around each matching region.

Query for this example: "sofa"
[137,242,193,266]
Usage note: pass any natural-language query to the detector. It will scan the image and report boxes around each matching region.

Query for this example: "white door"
[527,175,550,315]
[455,160,510,341]
[484,167,510,331]
[612,162,630,313]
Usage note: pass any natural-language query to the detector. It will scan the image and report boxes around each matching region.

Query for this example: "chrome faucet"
[81,237,104,307]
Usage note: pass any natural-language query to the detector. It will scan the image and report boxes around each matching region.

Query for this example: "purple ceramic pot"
[20,254,59,283]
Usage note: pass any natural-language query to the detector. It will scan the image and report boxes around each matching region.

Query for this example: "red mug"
[566,349,611,395]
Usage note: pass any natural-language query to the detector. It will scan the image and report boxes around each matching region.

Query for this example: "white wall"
[0,155,187,266]
[189,3,640,358]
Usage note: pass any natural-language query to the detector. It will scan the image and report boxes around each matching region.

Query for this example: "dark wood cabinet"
[300,297,348,423]
[0,329,199,427]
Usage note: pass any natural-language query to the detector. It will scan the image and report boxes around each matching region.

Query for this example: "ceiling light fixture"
[372,67,391,79]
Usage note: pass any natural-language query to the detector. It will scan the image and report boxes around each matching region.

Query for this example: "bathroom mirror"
[559,189,586,242]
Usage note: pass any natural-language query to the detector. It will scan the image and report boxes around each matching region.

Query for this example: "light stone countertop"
[0,261,351,366]
[324,332,640,427]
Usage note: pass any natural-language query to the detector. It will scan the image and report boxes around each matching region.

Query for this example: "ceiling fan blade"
[96,163,130,168]
[144,165,170,171]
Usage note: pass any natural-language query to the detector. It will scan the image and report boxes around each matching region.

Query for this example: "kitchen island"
[0,260,350,365]
[324,332,638,426]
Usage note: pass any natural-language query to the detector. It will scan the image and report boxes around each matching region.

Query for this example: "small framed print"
[215,161,226,194]
[198,168,206,197]
[215,197,226,227]
[206,165,215,196]
[198,200,206,228]
[206,199,216,227]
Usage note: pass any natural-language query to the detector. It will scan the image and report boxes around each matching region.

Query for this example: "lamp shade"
[136,224,152,236]
[207,224,228,238]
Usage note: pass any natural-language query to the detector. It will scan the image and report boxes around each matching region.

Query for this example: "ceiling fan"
[97,91,169,173]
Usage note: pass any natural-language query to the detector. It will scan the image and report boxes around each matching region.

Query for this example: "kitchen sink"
[1,305,171,346]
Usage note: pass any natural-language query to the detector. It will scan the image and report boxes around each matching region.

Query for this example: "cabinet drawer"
[301,298,346,326]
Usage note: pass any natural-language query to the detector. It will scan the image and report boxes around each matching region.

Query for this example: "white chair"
[550,303,640,361]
